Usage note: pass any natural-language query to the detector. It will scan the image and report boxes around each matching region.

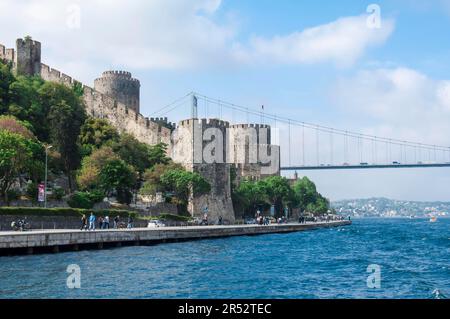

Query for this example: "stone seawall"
[0,221,351,255]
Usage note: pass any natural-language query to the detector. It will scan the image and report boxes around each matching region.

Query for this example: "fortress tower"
[228,124,279,182]
[94,71,140,113]
[0,37,41,76]
[172,119,235,223]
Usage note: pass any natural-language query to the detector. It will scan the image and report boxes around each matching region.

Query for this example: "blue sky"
[1,0,450,201]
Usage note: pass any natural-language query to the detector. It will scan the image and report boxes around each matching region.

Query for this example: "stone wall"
[0,38,172,150]
[171,119,235,223]
[39,63,173,150]
[94,71,140,113]
[228,124,280,182]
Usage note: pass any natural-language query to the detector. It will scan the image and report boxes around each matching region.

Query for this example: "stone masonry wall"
[171,119,235,223]
[39,63,172,150]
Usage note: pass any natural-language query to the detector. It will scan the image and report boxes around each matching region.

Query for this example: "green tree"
[98,159,137,204]
[148,143,170,168]
[293,176,330,215]
[111,134,152,176]
[0,62,14,113]
[0,130,42,203]
[43,82,86,190]
[156,168,211,214]
[78,117,119,156]
[140,162,183,196]
[77,146,120,191]
[233,180,268,216]
[261,176,294,217]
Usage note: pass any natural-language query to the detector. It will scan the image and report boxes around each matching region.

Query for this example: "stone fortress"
[0,37,280,223]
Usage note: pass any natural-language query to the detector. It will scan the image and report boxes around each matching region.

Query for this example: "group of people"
[80,213,134,231]
[256,215,270,225]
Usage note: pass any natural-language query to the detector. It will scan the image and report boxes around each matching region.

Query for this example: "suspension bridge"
[151,92,450,172]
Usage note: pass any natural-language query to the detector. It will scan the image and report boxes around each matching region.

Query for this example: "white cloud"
[331,67,450,146]
[233,15,395,67]
[0,0,395,82]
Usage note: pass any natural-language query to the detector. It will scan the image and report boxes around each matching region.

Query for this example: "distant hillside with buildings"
[333,198,450,218]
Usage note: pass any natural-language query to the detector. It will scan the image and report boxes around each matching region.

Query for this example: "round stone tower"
[94,71,140,113]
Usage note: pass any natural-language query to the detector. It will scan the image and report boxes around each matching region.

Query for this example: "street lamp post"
[44,145,52,208]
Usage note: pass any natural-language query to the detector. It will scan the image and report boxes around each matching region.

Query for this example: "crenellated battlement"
[0,43,15,64]
[102,70,132,77]
[230,123,271,129]
[94,70,140,113]
[177,118,230,128]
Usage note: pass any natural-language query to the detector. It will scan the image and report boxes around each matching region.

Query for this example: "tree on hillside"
[6,75,46,140]
[293,176,330,215]
[111,133,153,176]
[0,115,35,139]
[0,62,15,113]
[148,143,170,168]
[77,146,120,190]
[140,162,184,196]
[78,117,119,156]
[42,82,86,190]
[159,169,211,214]
[0,130,43,203]
[140,163,210,214]
[98,159,137,205]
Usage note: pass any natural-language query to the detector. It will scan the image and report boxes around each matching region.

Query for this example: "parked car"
[147,220,166,228]
[244,218,256,225]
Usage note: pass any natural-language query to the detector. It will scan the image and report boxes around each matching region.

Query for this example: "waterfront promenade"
[0,221,351,256]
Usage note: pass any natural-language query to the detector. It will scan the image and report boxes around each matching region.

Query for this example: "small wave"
[432,289,447,299]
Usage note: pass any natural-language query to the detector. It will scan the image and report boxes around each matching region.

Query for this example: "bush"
[87,190,105,203]
[67,191,105,209]
[6,189,20,201]
[157,213,191,222]
[26,182,38,201]
[68,192,94,209]
[0,207,137,218]
[51,187,65,201]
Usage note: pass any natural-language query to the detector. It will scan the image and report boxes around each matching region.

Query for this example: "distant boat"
[430,216,438,223]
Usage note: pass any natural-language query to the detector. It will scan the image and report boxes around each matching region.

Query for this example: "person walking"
[98,216,104,229]
[114,216,119,229]
[104,216,110,229]
[218,216,223,225]
[127,215,133,229]
[80,214,87,231]
[89,212,96,231]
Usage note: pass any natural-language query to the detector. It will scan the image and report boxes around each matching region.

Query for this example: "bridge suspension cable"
[192,92,450,153]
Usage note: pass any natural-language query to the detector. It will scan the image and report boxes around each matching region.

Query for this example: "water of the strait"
[0,218,448,298]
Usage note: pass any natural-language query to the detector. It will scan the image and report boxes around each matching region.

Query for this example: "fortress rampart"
[0,38,172,150]
[1,37,280,222]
